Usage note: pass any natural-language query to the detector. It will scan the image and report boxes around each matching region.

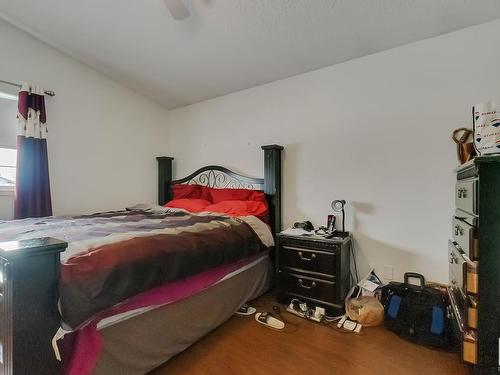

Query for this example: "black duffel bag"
[381,272,454,350]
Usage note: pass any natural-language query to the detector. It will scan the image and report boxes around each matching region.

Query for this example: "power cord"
[287,299,319,321]
[324,314,344,322]
[250,299,364,336]
[322,320,366,336]
[322,314,365,336]
[350,240,360,285]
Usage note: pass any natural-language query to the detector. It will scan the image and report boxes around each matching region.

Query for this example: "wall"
[166,20,500,283]
[0,19,170,218]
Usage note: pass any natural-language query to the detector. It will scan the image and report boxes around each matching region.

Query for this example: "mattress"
[67,254,271,375]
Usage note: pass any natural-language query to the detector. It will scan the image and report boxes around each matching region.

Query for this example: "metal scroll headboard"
[172,165,265,190]
[157,145,284,234]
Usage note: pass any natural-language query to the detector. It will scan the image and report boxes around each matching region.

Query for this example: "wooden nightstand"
[275,232,352,315]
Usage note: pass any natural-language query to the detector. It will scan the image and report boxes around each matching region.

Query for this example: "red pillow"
[172,184,202,199]
[205,200,269,222]
[172,184,213,201]
[209,188,266,204]
[164,199,211,213]
[199,186,212,201]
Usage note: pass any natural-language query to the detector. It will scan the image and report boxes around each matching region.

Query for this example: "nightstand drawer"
[278,271,336,303]
[281,245,336,277]
[280,237,339,251]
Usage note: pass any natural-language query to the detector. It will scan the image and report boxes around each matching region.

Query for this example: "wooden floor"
[151,294,471,375]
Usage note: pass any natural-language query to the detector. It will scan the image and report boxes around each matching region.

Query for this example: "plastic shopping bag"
[345,296,384,327]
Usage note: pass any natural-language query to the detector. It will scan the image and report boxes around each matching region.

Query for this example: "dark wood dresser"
[0,238,67,375]
[448,155,500,374]
[275,233,352,315]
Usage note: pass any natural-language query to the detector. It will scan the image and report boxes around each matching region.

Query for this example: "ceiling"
[1,1,500,109]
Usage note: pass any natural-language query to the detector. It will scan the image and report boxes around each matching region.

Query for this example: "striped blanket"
[0,208,272,329]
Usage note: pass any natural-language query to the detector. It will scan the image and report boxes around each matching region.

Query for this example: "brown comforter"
[0,209,267,329]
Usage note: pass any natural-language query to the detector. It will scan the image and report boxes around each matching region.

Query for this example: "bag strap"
[452,128,472,144]
[452,128,473,163]
[404,272,425,287]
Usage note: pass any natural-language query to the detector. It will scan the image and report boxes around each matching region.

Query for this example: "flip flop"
[235,304,256,316]
[255,312,285,330]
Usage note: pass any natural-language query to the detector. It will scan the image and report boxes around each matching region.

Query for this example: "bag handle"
[404,272,425,287]
[452,128,472,144]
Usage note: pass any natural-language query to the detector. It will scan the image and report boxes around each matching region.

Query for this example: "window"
[0,147,16,193]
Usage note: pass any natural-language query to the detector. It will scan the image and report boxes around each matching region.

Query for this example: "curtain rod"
[0,79,55,97]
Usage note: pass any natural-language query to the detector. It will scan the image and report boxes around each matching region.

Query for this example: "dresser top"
[456,154,500,172]
[454,155,500,180]
[475,154,500,164]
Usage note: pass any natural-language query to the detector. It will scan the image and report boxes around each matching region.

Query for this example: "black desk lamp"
[331,200,346,234]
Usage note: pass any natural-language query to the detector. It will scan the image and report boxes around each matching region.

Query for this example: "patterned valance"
[17,84,48,139]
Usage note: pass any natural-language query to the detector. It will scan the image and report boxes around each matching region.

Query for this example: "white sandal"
[255,312,285,330]
[235,304,257,316]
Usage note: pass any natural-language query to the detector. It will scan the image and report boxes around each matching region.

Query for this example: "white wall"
[0,19,170,217]
[167,19,500,283]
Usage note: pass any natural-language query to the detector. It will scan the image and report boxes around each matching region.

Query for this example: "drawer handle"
[298,251,316,261]
[298,279,316,289]
[461,188,468,198]
[457,188,468,198]
[449,253,457,264]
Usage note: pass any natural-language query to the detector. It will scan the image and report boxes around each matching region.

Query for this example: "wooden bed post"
[261,145,284,234]
[157,156,174,205]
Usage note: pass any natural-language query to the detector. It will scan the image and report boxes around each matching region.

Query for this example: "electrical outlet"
[383,265,394,280]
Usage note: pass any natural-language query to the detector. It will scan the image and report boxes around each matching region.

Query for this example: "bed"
[0,145,283,375]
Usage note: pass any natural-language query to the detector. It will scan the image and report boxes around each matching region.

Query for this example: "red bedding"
[167,185,269,222]
[171,184,266,204]
[209,187,266,203]
[171,184,212,201]
[205,200,269,222]
[165,198,211,212]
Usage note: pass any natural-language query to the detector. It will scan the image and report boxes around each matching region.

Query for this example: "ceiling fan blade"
[164,0,191,20]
